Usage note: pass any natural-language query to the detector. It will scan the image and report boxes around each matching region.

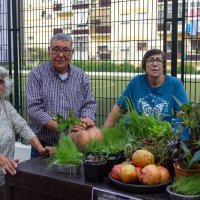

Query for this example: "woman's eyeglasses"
[51,47,72,56]
[146,59,163,65]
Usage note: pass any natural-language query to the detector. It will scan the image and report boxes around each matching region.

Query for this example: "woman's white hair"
[0,66,13,98]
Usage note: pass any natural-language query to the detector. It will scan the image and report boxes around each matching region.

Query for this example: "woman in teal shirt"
[104,49,189,128]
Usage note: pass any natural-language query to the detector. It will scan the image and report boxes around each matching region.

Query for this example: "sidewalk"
[14,142,31,162]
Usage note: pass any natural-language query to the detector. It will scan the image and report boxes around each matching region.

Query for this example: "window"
[191,40,200,54]
[137,13,147,21]
[137,43,147,51]
[41,11,46,18]
[53,28,63,35]
[167,41,172,52]
[27,36,34,40]
[73,36,88,52]
[120,14,131,24]
[97,45,108,52]
[73,12,88,29]
[120,42,130,51]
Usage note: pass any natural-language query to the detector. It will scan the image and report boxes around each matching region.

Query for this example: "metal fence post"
[171,0,178,77]
[11,0,20,112]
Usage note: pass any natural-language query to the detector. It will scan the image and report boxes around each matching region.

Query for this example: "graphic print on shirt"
[137,94,169,118]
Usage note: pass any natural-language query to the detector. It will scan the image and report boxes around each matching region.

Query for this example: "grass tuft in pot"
[172,174,200,196]
[49,134,83,167]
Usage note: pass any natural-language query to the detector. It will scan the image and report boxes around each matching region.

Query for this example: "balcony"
[91,0,111,8]
[53,3,62,11]
[72,29,89,34]
[90,25,111,34]
[72,0,89,9]
[97,50,111,60]
[157,23,171,32]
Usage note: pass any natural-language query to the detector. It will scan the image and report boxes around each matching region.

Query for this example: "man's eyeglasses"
[51,47,72,56]
[0,79,5,84]
[146,59,163,65]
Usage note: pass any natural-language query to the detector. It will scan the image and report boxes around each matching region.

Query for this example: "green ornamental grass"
[173,174,200,195]
[50,134,82,166]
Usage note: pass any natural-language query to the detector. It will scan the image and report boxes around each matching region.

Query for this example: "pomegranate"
[158,166,171,184]
[140,164,161,185]
[120,164,137,183]
[132,149,154,168]
[110,164,123,181]
[135,166,142,182]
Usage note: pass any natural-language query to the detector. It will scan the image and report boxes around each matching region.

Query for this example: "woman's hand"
[44,146,56,155]
[0,154,19,175]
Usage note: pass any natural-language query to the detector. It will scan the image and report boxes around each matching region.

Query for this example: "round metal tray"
[109,174,170,193]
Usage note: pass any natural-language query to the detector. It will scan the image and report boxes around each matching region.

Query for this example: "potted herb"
[173,97,200,142]
[166,174,200,200]
[81,138,107,182]
[101,126,127,176]
[49,135,83,174]
[173,141,200,178]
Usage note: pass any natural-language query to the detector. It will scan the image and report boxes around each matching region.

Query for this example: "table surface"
[6,157,170,200]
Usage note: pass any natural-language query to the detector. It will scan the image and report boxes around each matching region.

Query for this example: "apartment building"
[158,0,200,69]
[110,0,160,66]
[0,0,11,63]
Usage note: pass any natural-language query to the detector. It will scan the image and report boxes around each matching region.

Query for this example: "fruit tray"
[109,174,170,193]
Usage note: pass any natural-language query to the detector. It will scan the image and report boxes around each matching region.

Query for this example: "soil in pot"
[83,160,107,182]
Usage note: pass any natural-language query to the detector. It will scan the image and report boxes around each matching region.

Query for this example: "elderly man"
[26,33,101,157]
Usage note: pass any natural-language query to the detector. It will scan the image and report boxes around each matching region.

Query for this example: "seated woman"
[0,66,54,199]
[104,49,189,128]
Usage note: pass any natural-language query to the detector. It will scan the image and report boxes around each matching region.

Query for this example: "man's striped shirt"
[26,61,96,145]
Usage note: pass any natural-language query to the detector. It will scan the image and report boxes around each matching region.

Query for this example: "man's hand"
[81,117,94,127]
[69,117,94,132]
[0,154,19,175]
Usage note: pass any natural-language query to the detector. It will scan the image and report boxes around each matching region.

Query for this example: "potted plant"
[101,126,127,176]
[173,141,200,179]
[173,97,200,142]
[166,174,200,200]
[49,134,83,174]
[81,138,107,182]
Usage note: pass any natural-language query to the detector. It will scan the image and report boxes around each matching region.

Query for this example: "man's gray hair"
[50,33,73,47]
[0,66,13,98]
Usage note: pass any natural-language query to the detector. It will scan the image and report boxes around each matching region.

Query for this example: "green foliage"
[115,96,173,164]
[71,60,140,73]
[26,48,49,64]
[56,110,81,133]
[101,126,128,154]
[167,63,197,74]
[180,141,200,169]
[49,135,82,165]
[173,174,200,195]
[84,139,105,154]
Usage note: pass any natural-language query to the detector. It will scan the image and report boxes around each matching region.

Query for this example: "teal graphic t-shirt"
[117,74,189,121]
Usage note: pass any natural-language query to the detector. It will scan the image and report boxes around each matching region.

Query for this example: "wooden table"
[5,157,170,200]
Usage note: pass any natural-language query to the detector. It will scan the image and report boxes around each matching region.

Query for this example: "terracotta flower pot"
[173,162,200,179]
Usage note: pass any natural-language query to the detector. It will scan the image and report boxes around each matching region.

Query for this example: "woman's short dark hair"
[142,49,166,74]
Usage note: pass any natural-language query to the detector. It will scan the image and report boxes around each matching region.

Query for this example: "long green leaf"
[188,150,200,169]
